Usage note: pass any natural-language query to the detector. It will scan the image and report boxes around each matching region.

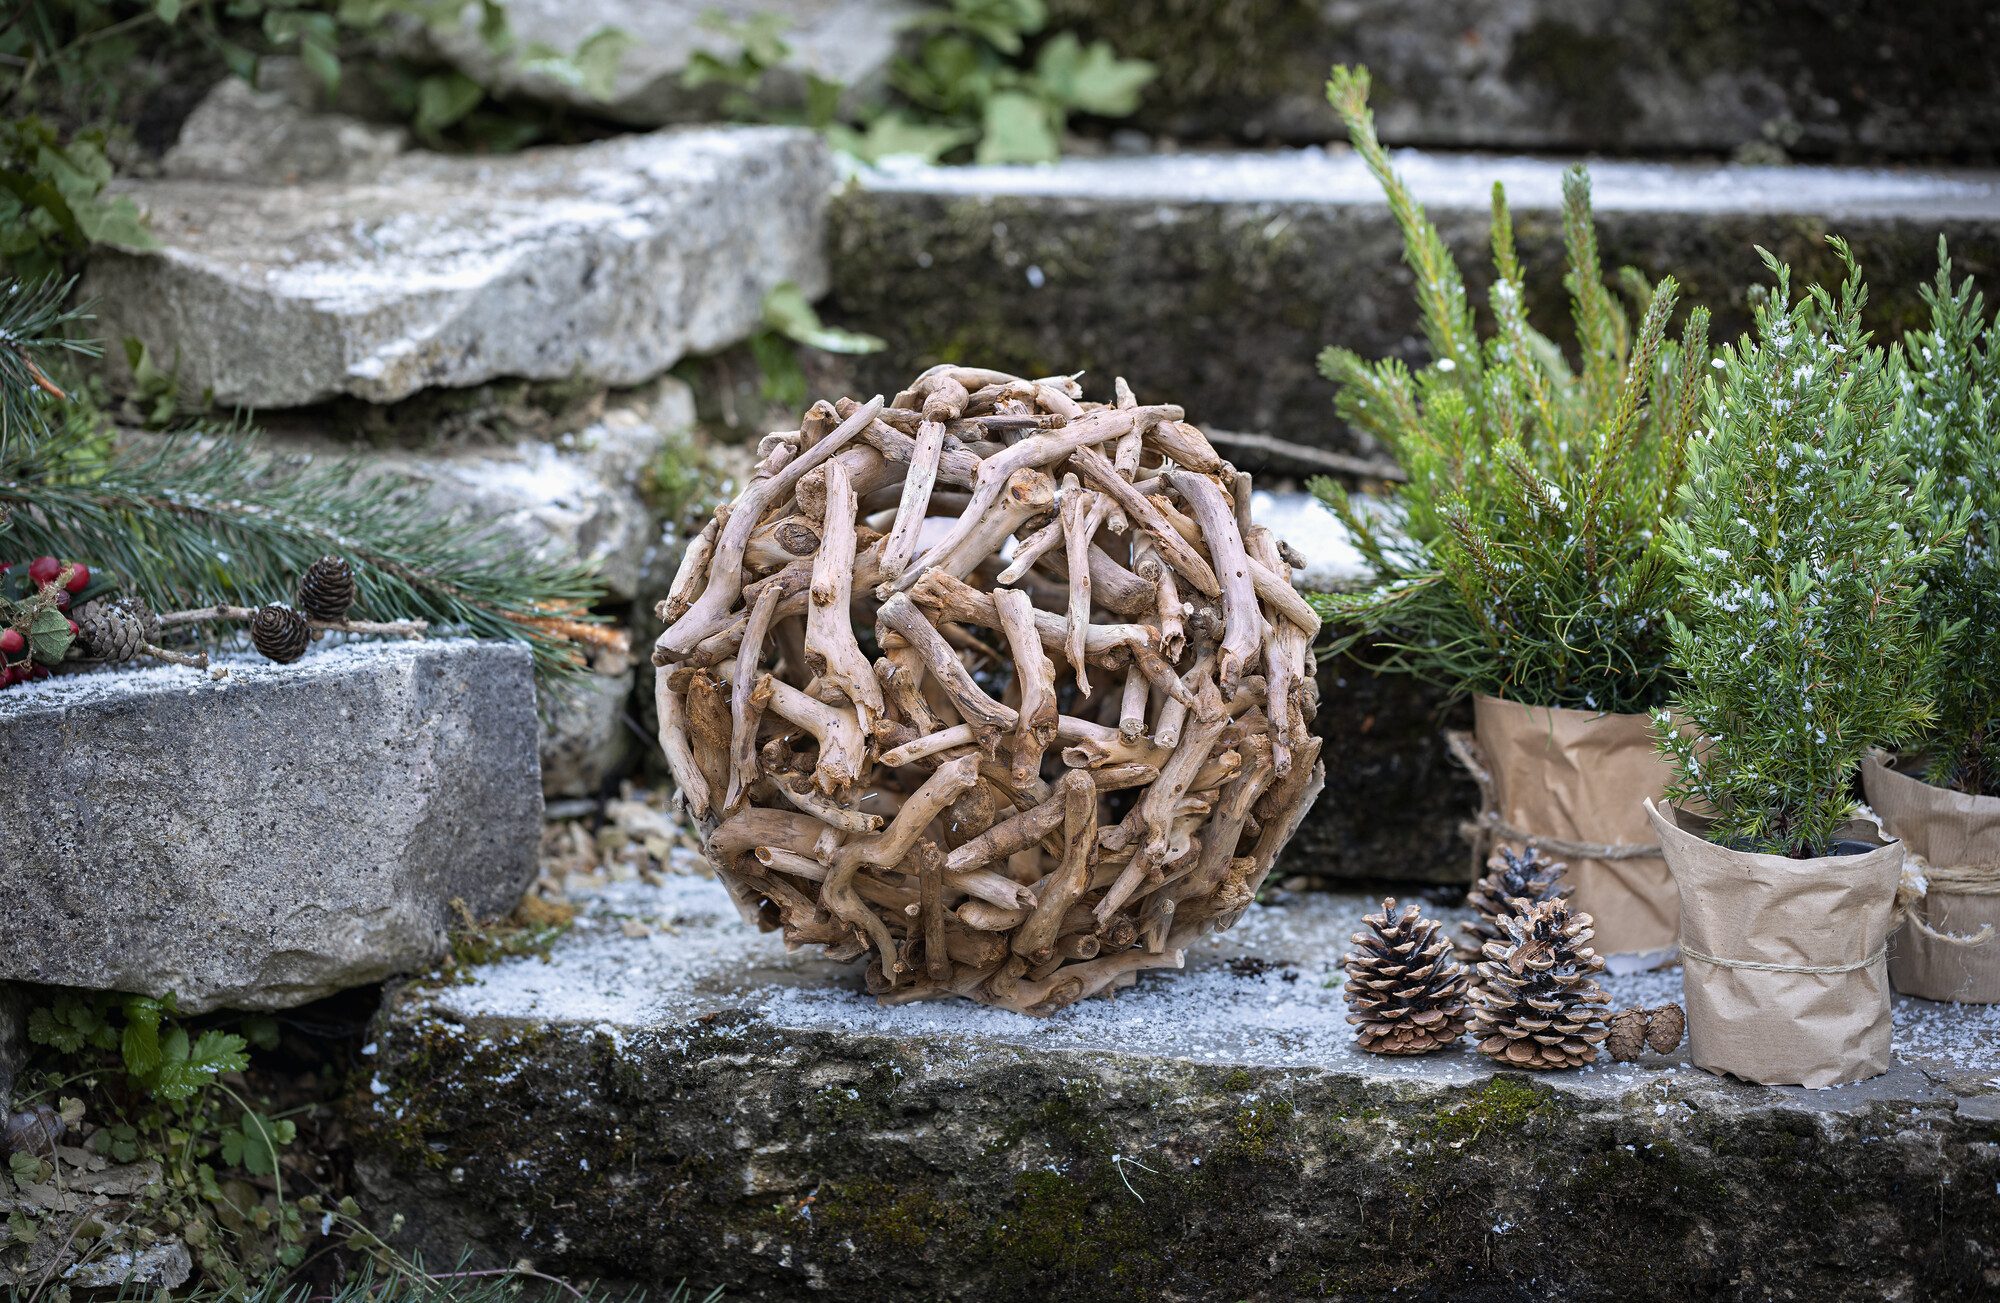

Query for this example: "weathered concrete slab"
[269,379,694,604]
[425,0,919,126]
[87,127,833,407]
[0,641,542,1012]
[354,871,2000,1300]
[824,150,2000,457]
[163,73,407,184]
[539,667,637,799]
[1048,0,2000,161]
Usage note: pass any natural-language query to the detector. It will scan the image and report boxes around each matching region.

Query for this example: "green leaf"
[300,36,342,92]
[27,606,71,663]
[220,1111,295,1176]
[241,1015,282,1051]
[153,0,183,23]
[8,1152,45,1186]
[827,113,974,165]
[976,91,1059,164]
[414,73,485,138]
[120,997,165,1080]
[761,282,885,355]
[26,1005,86,1054]
[1031,33,1154,117]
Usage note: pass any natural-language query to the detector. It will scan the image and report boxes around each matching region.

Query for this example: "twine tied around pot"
[1444,729,1663,874]
[1853,803,1999,949]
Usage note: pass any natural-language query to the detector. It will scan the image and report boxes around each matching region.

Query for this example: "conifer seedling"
[1309,65,1711,716]
[1656,242,1964,856]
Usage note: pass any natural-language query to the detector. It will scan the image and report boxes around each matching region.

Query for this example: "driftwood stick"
[1059,476,1106,695]
[763,675,867,795]
[915,839,951,982]
[876,594,1018,734]
[1014,771,1097,961]
[994,587,1058,783]
[1118,663,1149,741]
[776,777,884,834]
[655,665,712,819]
[1069,446,1221,597]
[1170,469,1260,691]
[876,417,947,585]
[995,517,1063,584]
[726,583,783,811]
[804,459,886,727]
[879,723,977,768]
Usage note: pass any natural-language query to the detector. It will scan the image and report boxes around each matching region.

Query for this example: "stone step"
[1048,0,2000,161]
[0,640,541,1012]
[421,0,920,127]
[354,871,2000,1301]
[823,150,2000,460]
[85,125,833,408]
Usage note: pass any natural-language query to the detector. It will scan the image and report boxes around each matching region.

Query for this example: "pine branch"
[3,424,606,686]
[0,275,98,459]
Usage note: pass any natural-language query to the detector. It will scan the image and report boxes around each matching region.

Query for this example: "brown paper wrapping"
[1862,753,2000,1004]
[1473,695,1678,960]
[1645,800,1900,1088]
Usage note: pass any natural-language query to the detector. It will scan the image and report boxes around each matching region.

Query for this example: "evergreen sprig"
[1894,239,2000,796]
[1308,65,1710,715]
[1657,242,1963,856]
[0,274,96,458]
[0,272,606,686]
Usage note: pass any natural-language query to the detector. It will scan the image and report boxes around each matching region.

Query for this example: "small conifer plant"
[1308,65,1711,715]
[1655,242,1963,856]
[1893,240,2000,796]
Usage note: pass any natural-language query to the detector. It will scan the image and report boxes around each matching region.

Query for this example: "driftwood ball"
[651,366,1324,1014]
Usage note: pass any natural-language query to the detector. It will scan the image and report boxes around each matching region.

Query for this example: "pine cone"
[1341,897,1472,1056]
[1645,1003,1685,1054]
[1471,898,1611,1070]
[250,603,311,663]
[1606,1008,1649,1062]
[1460,846,1570,960]
[74,597,151,663]
[296,555,356,622]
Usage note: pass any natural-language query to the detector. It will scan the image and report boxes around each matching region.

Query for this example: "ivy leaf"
[8,1152,46,1186]
[1032,33,1155,117]
[300,36,342,93]
[976,91,1059,164]
[414,74,485,139]
[827,114,974,165]
[761,282,884,355]
[153,0,182,21]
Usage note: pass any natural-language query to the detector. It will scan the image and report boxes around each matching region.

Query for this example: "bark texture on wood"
[655,368,1322,1013]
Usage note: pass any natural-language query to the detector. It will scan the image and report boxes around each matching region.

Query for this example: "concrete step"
[0,640,540,1012]
[1048,0,2000,161]
[85,125,833,408]
[822,149,2000,461]
[355,870,2000,1301]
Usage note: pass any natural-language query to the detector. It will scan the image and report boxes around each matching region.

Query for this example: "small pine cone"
[1470,898,1611,1070]
[1341,897,1472,1056]
[296,555,356,622]
[74,597,149,663]
[1459,846,1570,960]
[1645,1004,1686,1054]
[250,603,311,664]
[1606,1008,1649,1062]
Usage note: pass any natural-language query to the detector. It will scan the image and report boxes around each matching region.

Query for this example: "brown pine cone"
[1470,898,1611,1070]
[1606,1008,1649,1062]
[74,597,151,662]
[296,555,356,622]
[1459,846,1569,961]
[250,603,311,664]
[1645,1003,1686,1054]
[1341,897,1472,1056]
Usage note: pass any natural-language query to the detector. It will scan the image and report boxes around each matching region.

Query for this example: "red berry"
[0,668,17,688]
[67,619,79,637]
[0,628,22,656]
[53,590,70,612]
[27,556,61,587]
[25,664,48,681]
[64,563,89,593]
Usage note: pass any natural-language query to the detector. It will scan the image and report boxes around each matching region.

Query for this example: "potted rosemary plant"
[1312,66,1710,968]
[1646,243,1961,1087]
[1863,240,2000,1003]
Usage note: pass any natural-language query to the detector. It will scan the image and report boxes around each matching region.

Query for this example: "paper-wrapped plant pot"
[1863,753,2000,1003]
[651,367,1324,1014]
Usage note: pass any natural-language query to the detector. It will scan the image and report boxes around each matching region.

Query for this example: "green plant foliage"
[1308,65,1711,715]
[1656,242,1963,857]
[0,118,153,280]
[876,0,1154,163]
[744,278,887,409]
[1893,239,2000,796]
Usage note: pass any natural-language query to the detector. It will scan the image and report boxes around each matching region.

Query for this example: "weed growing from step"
[1307,65,1712,716]
[1892,239,2000,796]
[1657,243,1962,855]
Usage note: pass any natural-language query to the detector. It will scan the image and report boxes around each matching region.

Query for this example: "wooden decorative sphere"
[651,366,1323,1014]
